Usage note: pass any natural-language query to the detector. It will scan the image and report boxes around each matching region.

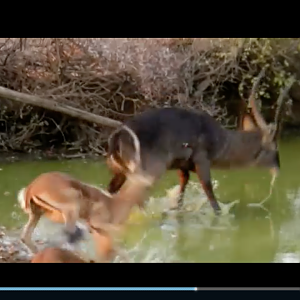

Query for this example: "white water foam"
[15,180,239,262]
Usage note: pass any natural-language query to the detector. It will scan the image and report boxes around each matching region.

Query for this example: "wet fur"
[107,107,281,215]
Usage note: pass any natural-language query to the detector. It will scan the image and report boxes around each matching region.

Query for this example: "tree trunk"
[0,86,122,128]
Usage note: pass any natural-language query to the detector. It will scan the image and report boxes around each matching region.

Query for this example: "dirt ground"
[0,225,97,263]
[0,228,31,263]
[0,227,52,263]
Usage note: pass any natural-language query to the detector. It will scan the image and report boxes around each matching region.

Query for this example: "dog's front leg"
[62,208,84,244]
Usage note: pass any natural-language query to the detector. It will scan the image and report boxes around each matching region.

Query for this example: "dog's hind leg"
[21,210,42,254]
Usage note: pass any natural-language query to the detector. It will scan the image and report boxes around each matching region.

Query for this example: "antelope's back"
[124,107,227,160]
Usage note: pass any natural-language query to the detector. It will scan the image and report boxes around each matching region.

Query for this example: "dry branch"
[0,38,296,155]
[0,86,122,128]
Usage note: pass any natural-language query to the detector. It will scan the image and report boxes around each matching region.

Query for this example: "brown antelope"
[106,69,294,215]
[18,171,153,262]
[31,247,94,263]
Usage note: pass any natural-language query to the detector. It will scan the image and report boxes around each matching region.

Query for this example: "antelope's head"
[240,69,295,176]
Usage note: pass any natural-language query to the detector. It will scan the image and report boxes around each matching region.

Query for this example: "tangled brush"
[0,38,297,156]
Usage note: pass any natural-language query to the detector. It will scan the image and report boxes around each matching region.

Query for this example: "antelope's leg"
[90,228,116,263]
[193,155,221,215]
[107,173,126,194]
[62,209,83,244]
[21,211,42,254]
[175,169,190,210]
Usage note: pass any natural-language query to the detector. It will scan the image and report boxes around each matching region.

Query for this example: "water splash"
[248,171,277,208]
[10,180,240,263]
[161,181,239,217]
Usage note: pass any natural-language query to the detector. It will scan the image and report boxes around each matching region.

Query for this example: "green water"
[1,138,300,263]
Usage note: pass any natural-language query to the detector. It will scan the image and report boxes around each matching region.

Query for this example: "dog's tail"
[17,187,30,213]
[17,186,64,215]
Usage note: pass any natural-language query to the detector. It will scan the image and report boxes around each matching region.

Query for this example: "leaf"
[196,78,211,94]
[284,60,289,67]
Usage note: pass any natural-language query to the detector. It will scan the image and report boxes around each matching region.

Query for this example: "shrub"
[0,38,298,156]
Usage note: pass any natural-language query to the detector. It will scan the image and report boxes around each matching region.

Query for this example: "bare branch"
[0,86,121,128]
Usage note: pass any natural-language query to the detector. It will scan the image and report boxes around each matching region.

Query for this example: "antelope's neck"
[109,174,152,224]
[212,129,263,168]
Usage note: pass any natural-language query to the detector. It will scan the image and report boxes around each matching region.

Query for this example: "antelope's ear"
[241,114,257,131]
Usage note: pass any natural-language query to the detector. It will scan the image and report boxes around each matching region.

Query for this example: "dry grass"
[0,38,298,156]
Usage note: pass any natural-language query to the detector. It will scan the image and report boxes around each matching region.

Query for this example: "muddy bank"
[0,227,32,263]
[0,227,91,263]
[0,151,102,164]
